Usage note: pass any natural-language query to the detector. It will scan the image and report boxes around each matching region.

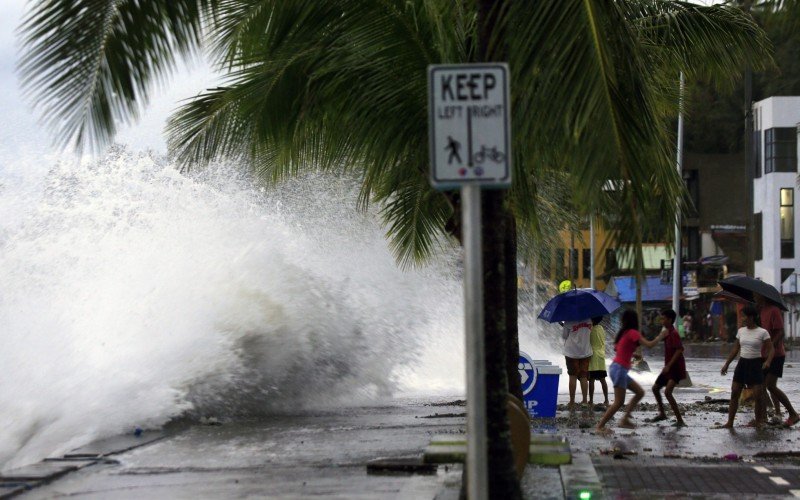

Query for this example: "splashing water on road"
[0,146,562,470]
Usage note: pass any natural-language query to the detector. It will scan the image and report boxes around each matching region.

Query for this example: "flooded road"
[18,345,800,498]
[558,343,800,460]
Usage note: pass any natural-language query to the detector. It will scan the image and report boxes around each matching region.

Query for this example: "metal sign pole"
[462,183,488,500]
[672,72,685,314]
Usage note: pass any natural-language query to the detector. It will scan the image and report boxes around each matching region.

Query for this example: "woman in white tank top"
[717,305,774,429]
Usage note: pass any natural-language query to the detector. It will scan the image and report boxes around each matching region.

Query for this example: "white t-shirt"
[562,320,593,359]
[737,326,770,359]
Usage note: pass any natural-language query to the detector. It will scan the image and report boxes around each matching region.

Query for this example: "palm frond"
[378,176,453,267]
[18,0,217,151]
[168,0,463,261]
[511,2,680,209]
[169,0,769,267]
[627,1,772,85]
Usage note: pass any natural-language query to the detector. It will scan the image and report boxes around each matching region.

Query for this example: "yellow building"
[538,226,676,292]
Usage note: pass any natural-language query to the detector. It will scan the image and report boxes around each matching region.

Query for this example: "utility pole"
[744,65,754,277]
[672,73,685,314]
[741,0,755,277]
[590,214,596,290]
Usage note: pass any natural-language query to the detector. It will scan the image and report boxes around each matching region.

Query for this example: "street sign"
[428,64,511,189]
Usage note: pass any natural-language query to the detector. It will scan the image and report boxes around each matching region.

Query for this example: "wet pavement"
[557,343,800,499]
[20,401,466,499]
[594,457,800,498]
[557,343,800,460]
[12,344,800,498]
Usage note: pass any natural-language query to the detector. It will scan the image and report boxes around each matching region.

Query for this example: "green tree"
[685,2,800,155]
[18,1,769,496]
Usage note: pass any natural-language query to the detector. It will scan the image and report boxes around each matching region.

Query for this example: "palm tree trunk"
[481,190,522,499]
[505,213,522,401]
[476,0,522,498]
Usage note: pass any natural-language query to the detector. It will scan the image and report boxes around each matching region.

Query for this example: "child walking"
[648,309,687,427]
[588,316,610,408]
[595,310,664,434]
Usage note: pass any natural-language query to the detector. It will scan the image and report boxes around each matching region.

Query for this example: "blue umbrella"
[538,289,621,323]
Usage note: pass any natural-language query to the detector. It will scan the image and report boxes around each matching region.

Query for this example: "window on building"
[569,249,579,280]
[782,268,794,284]
[753,130,762,179]
[556,248,566,279]
[686,227,701,262]
[605,249,617,271]
[755,212,763,261]
[683,170,699,219]
[582,249,591,279]
[781,188,794,258]
[765,128,797,173]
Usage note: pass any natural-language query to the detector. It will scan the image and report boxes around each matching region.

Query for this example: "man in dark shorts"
[755,293,800,426]
[649,309,687,427]
[562,319,593,410]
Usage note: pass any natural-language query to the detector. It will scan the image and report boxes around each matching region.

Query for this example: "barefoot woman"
[719,305,774,429]
[596,310,664,433]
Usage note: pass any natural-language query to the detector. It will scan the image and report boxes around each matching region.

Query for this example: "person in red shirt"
[755,293,800,426]
[647,309,687,427]
[595,310,664,434]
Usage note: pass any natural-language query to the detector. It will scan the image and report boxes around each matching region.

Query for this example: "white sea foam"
[0,145,560,470]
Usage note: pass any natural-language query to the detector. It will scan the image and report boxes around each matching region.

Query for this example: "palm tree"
[18,1,770,496]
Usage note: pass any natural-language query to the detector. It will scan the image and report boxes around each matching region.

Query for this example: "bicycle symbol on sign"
[472,145,506,165]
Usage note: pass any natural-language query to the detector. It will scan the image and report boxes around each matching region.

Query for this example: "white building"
[752,96,800,294]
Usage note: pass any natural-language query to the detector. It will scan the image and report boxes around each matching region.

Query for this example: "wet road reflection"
[555,343,800,459]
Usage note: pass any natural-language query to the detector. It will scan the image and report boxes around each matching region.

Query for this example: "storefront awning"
[610,275,674,303]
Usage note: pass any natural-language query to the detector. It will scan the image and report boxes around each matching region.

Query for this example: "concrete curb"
[560,453,604,500]
[424,433,572,466]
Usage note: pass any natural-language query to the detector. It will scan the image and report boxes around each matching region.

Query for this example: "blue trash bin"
[519,351,562,418]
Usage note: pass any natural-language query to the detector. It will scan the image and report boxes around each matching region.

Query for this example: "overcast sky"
[0,1,215,162]
[0,1,43,159]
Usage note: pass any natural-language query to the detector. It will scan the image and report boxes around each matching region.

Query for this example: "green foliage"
[508,1,768,259]
[685,2,800,154]
[18,0,218,151]
[18,0,770,269]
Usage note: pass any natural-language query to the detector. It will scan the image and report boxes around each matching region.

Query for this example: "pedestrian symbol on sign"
[446,136,462,164]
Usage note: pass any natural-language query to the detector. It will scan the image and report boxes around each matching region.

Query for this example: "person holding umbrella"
[562,318,593,410]
[595,310,665,434]
[755,293,800,427]
[718,276,799,427]
[537,289,622,411]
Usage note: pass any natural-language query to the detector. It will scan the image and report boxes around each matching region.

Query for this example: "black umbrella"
[718,275,788,311]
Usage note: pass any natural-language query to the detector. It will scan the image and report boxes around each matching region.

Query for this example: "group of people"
[717,294,800,429]
[559,292,798,434]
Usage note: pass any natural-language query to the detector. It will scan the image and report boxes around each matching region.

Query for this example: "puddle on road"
[552,347,800,460]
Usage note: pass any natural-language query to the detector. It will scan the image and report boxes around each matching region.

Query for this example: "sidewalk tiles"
[593,456,800,497]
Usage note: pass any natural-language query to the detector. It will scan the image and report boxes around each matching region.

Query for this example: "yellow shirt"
[588,325,607,371]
